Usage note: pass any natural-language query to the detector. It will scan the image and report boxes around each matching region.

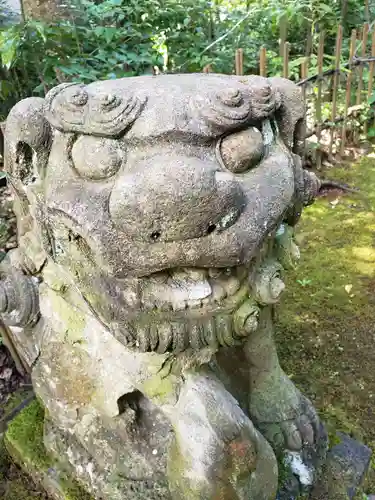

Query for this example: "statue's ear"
[269,77,306,156]
[4,97,53,272]
[4,97,52,185]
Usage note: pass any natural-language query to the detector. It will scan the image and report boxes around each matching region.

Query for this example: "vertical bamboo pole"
[301,30,312,103]
[365,29,375,135]
[365,0,369,22]
[354,23,369,143]
[259,47,267,77]
[340,29,357,155]
[329,25,343,156]
[316,31,325,169]
[279,14,288,57]
[235,48,244,75]
[356,23,369,105]
[301,30,312,163]
[283,42,289,79]
[367,29,375,101]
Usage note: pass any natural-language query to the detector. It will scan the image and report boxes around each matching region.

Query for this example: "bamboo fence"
[208,22,375,165]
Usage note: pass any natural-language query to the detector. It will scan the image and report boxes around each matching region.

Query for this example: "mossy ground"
[2,398,92,499]
[0,393,50,499]
[5,399,49,471]
[275,155,375,497]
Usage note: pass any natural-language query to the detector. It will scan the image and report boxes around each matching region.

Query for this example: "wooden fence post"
[259,47,267,77]
[316,31,325,170]
[283,42,289,79]
[301,30,312,163]
[354,22,369,143]
[329,25,343,157]
[235,48,244,76]
[365,28,375,135]
[340,29,357,155]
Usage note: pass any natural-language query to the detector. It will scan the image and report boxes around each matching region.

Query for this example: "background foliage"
[0,0,374,120]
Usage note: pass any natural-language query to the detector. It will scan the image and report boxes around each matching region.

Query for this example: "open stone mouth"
[140,265,250,313]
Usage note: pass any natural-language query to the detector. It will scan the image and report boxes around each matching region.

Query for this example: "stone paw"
[252,390,328,490]
[257,395,321,453]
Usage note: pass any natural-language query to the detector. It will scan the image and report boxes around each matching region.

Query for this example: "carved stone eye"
[71,136,124,180]
[218,127,264,173]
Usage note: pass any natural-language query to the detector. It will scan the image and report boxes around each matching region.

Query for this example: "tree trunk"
[22,0,75,22]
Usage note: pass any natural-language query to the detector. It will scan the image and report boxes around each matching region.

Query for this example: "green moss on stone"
[142,370,177,405]
[5,399,93,499]
[5,399,49,470]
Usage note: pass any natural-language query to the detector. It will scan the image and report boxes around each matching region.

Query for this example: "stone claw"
[255,393,321,454]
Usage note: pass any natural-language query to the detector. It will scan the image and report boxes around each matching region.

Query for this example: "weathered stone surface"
[0,73,339,498]
[311,432,372,499]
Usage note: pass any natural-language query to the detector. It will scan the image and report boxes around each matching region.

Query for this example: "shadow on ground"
[275,155,375,497]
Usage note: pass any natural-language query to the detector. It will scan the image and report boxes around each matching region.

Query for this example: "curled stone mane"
[44,82,148,137]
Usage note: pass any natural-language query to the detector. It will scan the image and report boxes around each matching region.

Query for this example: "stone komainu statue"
[1,74,325,499]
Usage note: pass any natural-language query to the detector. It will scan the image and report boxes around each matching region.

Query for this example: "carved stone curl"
[0,264,39,327]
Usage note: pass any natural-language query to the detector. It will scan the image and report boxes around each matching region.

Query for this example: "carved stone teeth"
[156,323,173,354]
[149,324,159,351]
[210,282,227,302]
[190,323,203,350]
[215,316,227,347]
[137,326,150,351]
[172,323,188,353]
[204,318,218,349]
[219,276,241,296]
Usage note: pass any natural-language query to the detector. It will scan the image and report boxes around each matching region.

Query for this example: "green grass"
[275,155,375,495]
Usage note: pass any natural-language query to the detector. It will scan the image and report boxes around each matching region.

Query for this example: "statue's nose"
[109,155,245,243]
